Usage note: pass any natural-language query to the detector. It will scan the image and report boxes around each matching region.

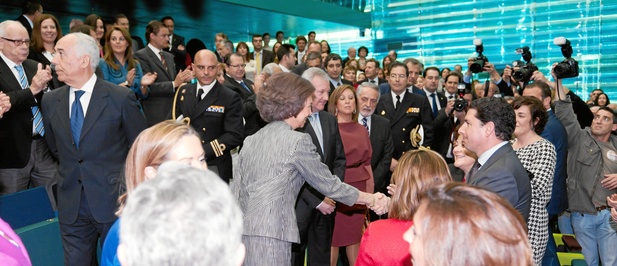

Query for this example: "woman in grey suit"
[232,73,389,266]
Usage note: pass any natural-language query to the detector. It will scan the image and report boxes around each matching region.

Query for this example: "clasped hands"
[369,192,390,215]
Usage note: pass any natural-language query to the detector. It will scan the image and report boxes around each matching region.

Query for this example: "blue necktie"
[362,117,369,132]
[430,93,438,117]
[240,81,251,93]
[15,65,45,136]
[71,91,85,149]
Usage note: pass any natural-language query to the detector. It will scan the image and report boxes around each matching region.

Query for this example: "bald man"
[172,49,244,182]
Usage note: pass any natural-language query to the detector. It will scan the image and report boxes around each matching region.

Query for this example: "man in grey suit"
[134,20,192,126]
[43,32,147,265]
[458,97,531,221]
[292,67,346,266]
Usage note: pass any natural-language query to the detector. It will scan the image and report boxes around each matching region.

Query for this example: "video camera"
[553,37,579,79]
[454,84,468,112]
[512,46,538,83]
[470,39,488,73]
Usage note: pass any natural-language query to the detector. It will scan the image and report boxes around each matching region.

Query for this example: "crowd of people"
[1,1,617,266]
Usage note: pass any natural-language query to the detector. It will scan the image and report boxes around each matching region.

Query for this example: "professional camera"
[512,46,538,83]
[470,39,488,73]
[454,84,468,112]
[553,37,579,79]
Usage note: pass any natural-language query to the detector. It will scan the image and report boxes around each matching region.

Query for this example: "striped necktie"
[15,65,44,136]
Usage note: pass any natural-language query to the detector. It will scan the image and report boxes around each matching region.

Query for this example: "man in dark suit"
[432,83,472,163]
[223,53,254,101]
[0,21,56,204]
[292,67,346,266]
[249,34,275,76]
[291,42,322,76]
[375,62,434,172]
[458,97,531,221]
[379,58,425,97]
[324,53,352,93]
[358,59,387,85]
[15,1,42,37]
[42,32,147,265]
[134,20,192,126]
[161,16,187,72]
[423,66,447,119]
[173,50,244,183]
[356,82,393,197]
[522,80,568,219]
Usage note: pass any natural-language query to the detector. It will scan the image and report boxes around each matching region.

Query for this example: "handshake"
[367,192,390,216]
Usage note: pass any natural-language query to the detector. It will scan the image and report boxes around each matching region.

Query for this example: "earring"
[353,109,357,114]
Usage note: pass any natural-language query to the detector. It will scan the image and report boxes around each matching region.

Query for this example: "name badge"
[206,105,225,113]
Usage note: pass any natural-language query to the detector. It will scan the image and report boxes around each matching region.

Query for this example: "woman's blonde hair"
[415,183,532,266]
[388,149,451,220]
[117,120,199,215]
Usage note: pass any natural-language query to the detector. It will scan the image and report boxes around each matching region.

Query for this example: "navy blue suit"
[542,110,568,217]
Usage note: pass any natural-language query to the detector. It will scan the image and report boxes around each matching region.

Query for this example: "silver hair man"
[118,163,245,266]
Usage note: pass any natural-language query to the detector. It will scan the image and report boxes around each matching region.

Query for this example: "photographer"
[463,58,515,97]
[433,72,472,162]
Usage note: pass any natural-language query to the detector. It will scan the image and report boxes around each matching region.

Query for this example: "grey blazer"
[232,121,359,243]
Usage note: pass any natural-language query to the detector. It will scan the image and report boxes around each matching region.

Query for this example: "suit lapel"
[475,144,511,178]
[319,111,331,162]
[80,79,108,142]
[163,52,175,77]
[379,95,396,121]
[53,87,72,143]
[390,91,411,125]
[0,58,24,92]
[301,118,325,159]
[145,49,172,79]
[194,82,221,116]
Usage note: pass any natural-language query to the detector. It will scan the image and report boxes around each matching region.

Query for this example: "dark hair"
[256,73,315,122]
[403,58,424,71]
[389,61,409,77]
[510,96,548,134]
[262,32,270,38]
[365,58,380,69]
[115,14,127,23]
[308,31,316,36]
[324,53,343,68]
[22,1,41,15]
[524,81,551,99]
[145,20,165,43]
[445,72,462,83]
[160,16,174,23]
[470,97,516,141]
[594,93,611,107]
[251,34,261,41]
[423,66,440,78]
[295,35,307,44]
[306,51,322,64]
[276,44,295,62]
[235,42,250,62]
[320,40,331,54]
[597,106,617,124]
[440,67,451,76]
[31,14,62,53]
[358,46,369,57]
[70,24,94,34]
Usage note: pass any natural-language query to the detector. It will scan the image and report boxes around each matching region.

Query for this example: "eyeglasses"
[229,64,246,68]
[1,37,30,46]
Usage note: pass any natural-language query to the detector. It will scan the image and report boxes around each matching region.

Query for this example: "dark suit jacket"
[329,79,353,94]
[41,77,147,224]
[249,50,275,69]
[134,47,177,126]
[131,36,145,51]
[291,62,308,76]
[467,144,532,221]
[167,33,187,72]
[425,90,447,119]
[431,108,457,160]
[15,15,32,37]
[296,111,346,213]
[448,164,465,182]
[223,75,254,101]
[374,90,434,159]
[174,82,244,182]
[368,115,393,193]
[27,49,64,90]
[0,58,43,168]
[379,83,426,97]
[542,110,569,217]
[242,93,267,137]
[359,77,387,85]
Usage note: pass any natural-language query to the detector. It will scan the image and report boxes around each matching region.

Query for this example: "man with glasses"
[0,21,56,205]
[375,62,433,171]
[173,49,243,183]
[134,20,193,126]
[223,53,254,101]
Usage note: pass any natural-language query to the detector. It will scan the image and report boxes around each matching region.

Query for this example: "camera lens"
[454,99,467,112]
[470,60,484,73]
